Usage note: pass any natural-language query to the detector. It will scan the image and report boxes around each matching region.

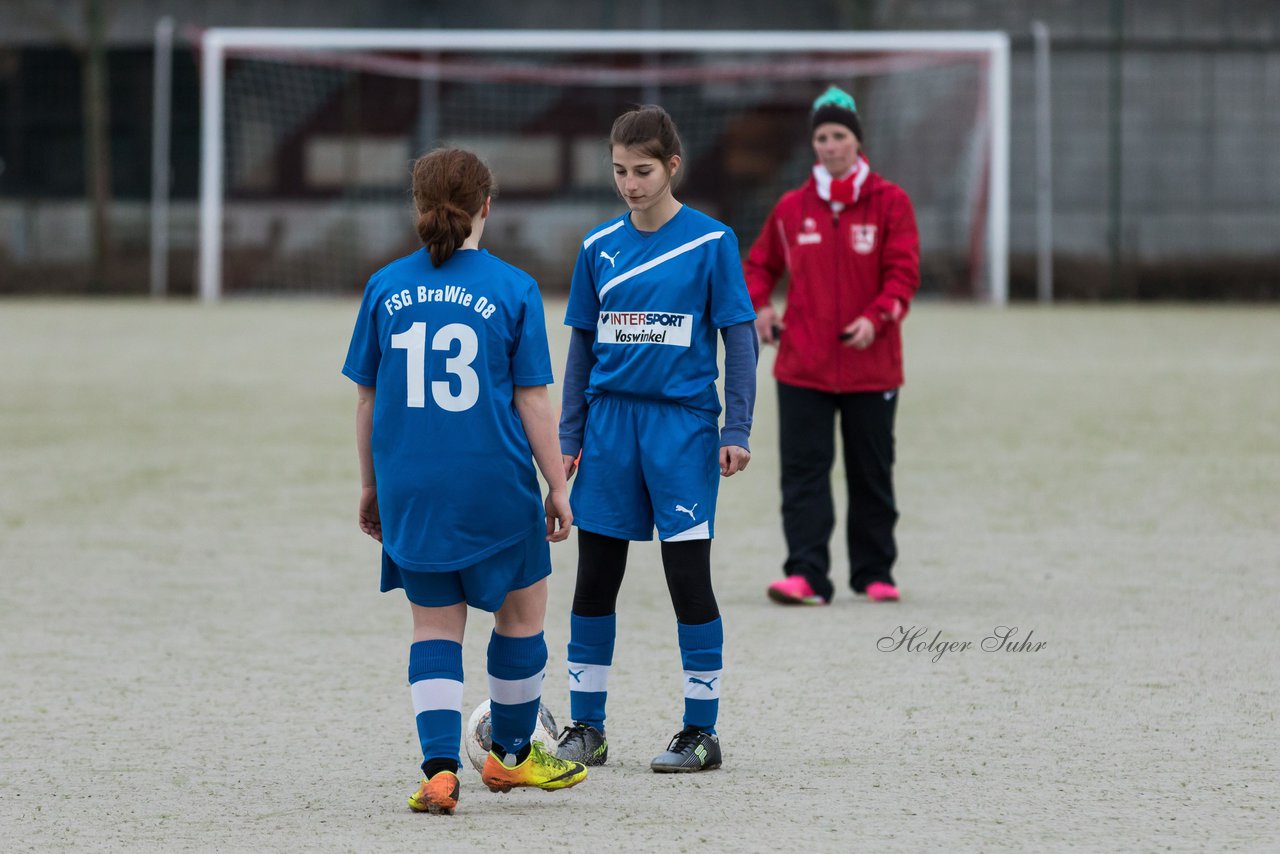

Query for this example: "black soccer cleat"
[555,722,609,766]
[650,726,721,773]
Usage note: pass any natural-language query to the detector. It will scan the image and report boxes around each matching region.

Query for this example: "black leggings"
[572,529,719,625]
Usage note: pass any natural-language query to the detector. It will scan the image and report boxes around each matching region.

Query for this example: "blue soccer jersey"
[564,206,756,414]
[343,248,553,571]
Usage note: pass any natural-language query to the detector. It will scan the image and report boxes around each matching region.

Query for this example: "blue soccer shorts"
[571,394,720,542]
[380,525,551,612]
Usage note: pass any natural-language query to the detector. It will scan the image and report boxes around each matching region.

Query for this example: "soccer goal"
[197,29,1009,303]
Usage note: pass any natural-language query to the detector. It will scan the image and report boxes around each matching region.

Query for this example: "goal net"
[197,30,1008,302]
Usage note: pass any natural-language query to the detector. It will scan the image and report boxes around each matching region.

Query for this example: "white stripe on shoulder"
[598,231,724,300]
[583,220,626,250]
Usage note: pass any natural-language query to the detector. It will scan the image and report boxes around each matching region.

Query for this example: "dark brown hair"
[412,148,494,267]
[609,105,683,170]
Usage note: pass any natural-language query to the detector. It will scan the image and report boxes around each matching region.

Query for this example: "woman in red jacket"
[745,85,920,606]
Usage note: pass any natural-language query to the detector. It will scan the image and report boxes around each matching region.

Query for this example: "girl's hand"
[545,488,573,542]
[359,486,382,543]
[719,445,751,477]
[562,452,579,481]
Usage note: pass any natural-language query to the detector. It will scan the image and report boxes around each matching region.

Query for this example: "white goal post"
[198,28,1010,303]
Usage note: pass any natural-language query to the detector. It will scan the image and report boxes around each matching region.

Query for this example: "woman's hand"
[841,316,876,349]
[755,305,783,345]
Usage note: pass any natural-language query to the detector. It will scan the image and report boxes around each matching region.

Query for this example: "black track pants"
[777,381,899,600]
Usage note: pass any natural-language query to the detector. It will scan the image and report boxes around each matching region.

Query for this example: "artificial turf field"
[2,299,1276,851]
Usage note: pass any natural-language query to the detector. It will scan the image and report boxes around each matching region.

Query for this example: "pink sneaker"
[766,575,829,605]
[865,581,900,602]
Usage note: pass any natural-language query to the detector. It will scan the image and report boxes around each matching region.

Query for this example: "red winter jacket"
[744,166,920,393]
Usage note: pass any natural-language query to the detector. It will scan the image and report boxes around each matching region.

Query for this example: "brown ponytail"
[411,148,494,267]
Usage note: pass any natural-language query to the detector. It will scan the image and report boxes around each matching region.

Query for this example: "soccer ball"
[464,700,561,773]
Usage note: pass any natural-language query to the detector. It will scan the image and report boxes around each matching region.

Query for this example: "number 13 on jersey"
[389,322,479,412]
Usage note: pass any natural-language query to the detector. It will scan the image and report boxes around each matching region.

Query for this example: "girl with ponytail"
[343,148,588,814]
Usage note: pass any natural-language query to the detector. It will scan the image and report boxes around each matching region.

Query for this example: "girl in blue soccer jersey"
[554,106,758,773]
[343,148,587,815]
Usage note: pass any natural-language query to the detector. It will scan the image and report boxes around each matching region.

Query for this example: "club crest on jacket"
[851,224,877,254]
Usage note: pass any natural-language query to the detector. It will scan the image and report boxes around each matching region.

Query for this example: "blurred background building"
[0,0,1277,299]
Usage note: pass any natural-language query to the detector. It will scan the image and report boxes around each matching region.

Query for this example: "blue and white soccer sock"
[678,618,723,733]
[487,630,547,762]
[567,612,616,732]
[408,639,464,774]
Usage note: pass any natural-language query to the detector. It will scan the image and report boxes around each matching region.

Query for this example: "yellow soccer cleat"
[408,770,460,815]
[481,741,587,793]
